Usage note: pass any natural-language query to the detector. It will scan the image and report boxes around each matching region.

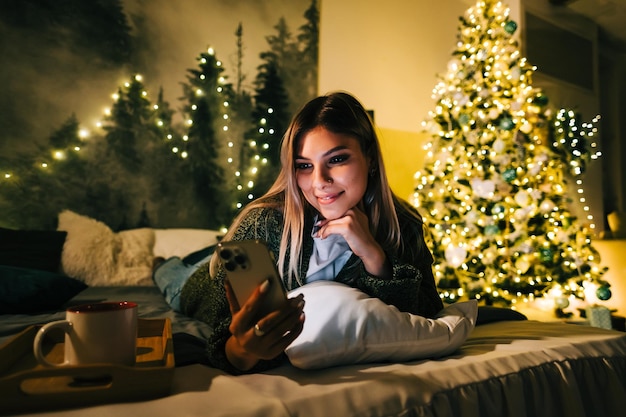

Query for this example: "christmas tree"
[412,0,610,313]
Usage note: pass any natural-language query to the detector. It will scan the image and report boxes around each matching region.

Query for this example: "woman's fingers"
[228,280,305,361]
[224,279,240,316]
[255,294,305,339]
[250,298,306,359]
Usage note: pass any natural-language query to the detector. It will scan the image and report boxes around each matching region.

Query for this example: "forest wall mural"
[0,0,318,231]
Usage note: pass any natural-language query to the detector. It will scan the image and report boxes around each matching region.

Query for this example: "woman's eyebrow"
[295,145,349,160]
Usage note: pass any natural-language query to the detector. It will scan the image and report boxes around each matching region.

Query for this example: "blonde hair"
[212,92,421,286]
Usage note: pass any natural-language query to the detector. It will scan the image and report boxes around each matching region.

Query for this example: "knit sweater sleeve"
[337,212,443,318]
[180,206,287,374]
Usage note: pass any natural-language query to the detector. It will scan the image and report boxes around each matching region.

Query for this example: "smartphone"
[216,240,287,320]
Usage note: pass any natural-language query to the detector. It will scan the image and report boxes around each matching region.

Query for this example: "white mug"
[33,301,138,367]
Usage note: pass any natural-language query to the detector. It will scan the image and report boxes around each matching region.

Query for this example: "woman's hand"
[315,207,390,278]
[224,279,305,371]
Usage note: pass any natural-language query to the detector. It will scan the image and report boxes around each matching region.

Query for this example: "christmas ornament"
[539,248,553,263]
[596,285,612,301]
[504,20,517,35]
[532,93,549,107]
[520,122,533,134]
[499,117,515,131]
[485,224,500,236]
[514,190,530,206]
[502,168,516,182]
[471,178,495,198]
[555,296,569,309]
[491,204,505,215]
[540,199,556,213]
[445,244,468,268]
[493,138,505,153]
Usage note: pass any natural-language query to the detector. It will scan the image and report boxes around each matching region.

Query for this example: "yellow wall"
[377,127,429,201]
[318,0,480,134]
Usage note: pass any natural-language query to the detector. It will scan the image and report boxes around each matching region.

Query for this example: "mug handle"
[33,320,73,367]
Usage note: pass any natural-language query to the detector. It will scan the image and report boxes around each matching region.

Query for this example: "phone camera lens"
[224,260,236,271]
[219,248,232,260]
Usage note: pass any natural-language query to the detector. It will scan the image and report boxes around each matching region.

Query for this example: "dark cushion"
[476,306,528,326]
[0,227,67,272]
[0,265,87,314]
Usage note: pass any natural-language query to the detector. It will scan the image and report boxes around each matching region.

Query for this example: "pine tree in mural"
[225,23,255,214]
[413,0,610,313]
[102,75,156,173]
[94,74,167,229]
[180,47,236,229]
[236,3,319,209]
[239,51,290,205]
[146,86,194,227]
[294,0,320,111]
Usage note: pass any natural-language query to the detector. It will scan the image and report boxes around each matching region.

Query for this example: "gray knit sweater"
[180,203,442,374]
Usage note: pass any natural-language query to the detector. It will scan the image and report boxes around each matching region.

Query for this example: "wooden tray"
[0,318,174,415]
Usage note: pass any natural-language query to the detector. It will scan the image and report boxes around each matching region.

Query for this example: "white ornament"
[529,163,541,176]
[471,178,495,199]
[493,138,505,153]
[520,122,533,134]
[540,199,556,213]
[514,205,534,220]
[465,210,479,224]
[510,100,522,111]
[445,244,467,268]
[514,190,530,207]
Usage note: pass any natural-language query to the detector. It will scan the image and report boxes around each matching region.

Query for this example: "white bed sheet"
[16,320,626,417]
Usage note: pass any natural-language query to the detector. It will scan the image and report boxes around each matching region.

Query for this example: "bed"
[1,211,625,417]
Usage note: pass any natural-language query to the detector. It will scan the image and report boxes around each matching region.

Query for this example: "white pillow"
[57,210,155,286]
[153,228,222,259]
[285,281,477,370]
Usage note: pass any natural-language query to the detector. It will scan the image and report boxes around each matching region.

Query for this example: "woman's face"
[295,126,370,220]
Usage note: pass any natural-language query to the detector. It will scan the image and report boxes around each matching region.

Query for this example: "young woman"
[178,91,443,373]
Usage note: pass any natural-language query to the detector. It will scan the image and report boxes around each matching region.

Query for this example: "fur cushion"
[57,210,155,286]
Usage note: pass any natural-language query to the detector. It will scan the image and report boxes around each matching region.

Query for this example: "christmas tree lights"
[413,0,609,313]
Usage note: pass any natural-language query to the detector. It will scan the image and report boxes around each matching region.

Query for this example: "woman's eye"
[329,154,349,164]
[295,162,312,170]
